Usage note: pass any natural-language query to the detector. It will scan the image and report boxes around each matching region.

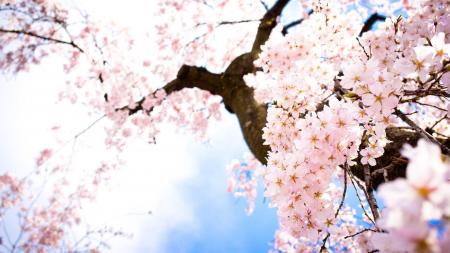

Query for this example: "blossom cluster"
[154,0,264,73]
[268,188,375,253]
[0,0,71,73]
[0,173,23,213]
[1,0,450,252]
[244,1,368,249]
[226,153,261,215]
[261,98,363,241]
[245,0,450,252]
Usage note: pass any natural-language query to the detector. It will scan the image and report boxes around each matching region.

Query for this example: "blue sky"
[0,63,279,252]
[111,110,280,253]
[162,139,279,253]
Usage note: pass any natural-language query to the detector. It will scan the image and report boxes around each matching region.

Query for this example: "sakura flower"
[360,147,378,166]
[402,139,449,192]
[361,82,399,116]
[226,154,261,215]
[340,61,368,89]
[36,148,53,167]
[430,32,450,60]
[393,45,434,82]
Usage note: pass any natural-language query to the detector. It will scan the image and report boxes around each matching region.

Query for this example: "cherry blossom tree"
[1,0,450,252]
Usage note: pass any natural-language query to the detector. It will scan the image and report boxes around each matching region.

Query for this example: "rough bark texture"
[351,128,450,189]
[129,0,289,163]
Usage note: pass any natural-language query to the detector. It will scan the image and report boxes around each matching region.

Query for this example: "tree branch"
[251,0,291,56]
[259,0,269,11]
[119,1,446,193]
[118,0,449,191]
[195,19,261,28]
[0,28,84,53]
[350,127,450,189]
[344,228,379,239]
[363,164,380,220]
[403,88,450,98]
[349,171,377,226]
[395,109,450,154]
[218,0,294,161]
[124,65,223,115]
[319,233,330,253]
[359,13,386,36]
[123,0,293,165]
[335,166,348,218]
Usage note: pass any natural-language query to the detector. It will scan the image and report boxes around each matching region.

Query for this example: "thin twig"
[404,101,448,111]
[73,115,106,139]
[344,228,378,239]
[348,173,376,226]
[430,115,448,130]
[2,221,13,248]
[186,18,260,48]
[196,19,261,27]
[319,233,330,252]
[356,37,369,59]
[403,89,449,97]
[0,28,84,53]
[371,164,394,178]
[260,0,269,10]
[335,165,348,218]
[395,109,450,154]
[281,9,313,35]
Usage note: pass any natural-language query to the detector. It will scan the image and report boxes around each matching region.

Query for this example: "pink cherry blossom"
[1,0,450,252]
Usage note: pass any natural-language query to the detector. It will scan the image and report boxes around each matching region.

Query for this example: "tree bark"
[128,0,450,189]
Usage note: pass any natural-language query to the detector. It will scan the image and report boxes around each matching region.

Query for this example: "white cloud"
[0,1,257,252]
[79,128,201,253]
[0,55,250,253]
[0,59,201,253]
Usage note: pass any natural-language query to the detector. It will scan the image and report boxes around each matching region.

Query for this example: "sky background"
[0,52,279,253]
[0,1,281,252]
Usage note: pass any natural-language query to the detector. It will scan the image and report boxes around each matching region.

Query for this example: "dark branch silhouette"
[359,13,386,36]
